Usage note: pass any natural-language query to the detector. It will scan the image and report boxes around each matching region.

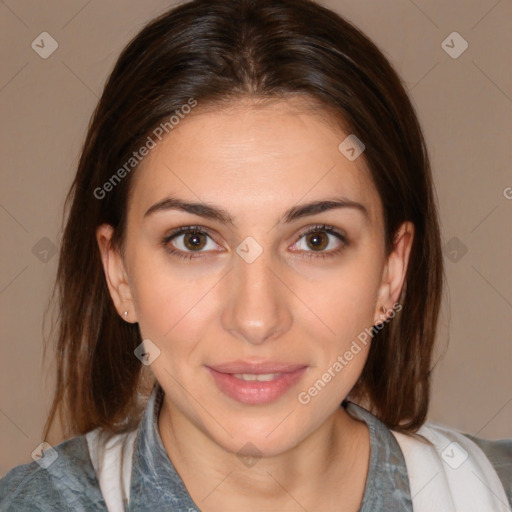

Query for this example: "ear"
[96,223,137,323]
[374,221,414,325]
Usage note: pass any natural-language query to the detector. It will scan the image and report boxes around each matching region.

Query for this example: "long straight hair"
[43,0,444,440]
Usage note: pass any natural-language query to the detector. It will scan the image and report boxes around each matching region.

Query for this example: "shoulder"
[0,460,59,512]
[0,434,106,511]
[416,421,512,509]
[462,432,512,506]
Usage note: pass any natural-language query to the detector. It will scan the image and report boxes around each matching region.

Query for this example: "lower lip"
[207,367,307,405]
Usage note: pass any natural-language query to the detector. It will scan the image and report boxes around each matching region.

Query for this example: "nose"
[221,247,292,346]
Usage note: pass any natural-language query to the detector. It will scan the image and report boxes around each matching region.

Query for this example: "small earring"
[123,311,128,316]
[380,306,386,313]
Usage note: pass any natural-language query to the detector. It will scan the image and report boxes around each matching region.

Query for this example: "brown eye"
[305,232,329,251]
[183,232,207,251]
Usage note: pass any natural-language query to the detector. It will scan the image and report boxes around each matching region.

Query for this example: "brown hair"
[43,0,444,441]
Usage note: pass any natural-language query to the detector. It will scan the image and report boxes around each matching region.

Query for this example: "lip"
[208,360,307,374]
[206,361,308,405]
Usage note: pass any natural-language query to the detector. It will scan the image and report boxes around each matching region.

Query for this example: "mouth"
[206,361,308,405]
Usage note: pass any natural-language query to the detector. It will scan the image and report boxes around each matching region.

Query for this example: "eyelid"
[297,224,347,242]
[163,225,217,243]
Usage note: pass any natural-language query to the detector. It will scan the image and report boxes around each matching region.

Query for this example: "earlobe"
[374,221,414,325]
[95,224,136,323]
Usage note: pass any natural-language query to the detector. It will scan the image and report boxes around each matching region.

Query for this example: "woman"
[1,0,510,510]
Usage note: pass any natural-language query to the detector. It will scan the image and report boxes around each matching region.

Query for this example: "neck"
[158,398,370,511]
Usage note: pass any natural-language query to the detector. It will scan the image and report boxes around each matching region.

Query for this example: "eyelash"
[161,224,349,261]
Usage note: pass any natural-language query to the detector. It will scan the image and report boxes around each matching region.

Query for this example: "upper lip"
[207,361,307,374]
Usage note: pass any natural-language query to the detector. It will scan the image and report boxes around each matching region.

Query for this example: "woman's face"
[98,97,413,456]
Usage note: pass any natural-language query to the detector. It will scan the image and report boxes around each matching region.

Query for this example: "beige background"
[1,0,511,474]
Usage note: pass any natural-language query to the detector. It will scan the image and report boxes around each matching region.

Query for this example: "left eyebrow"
[143,196,369,224]
[282,198,369,223]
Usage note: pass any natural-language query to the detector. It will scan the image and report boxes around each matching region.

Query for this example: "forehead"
[128,97,382,226]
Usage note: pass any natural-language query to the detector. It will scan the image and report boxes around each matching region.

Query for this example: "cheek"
[330,287,378,344]
[295,254,382,343]
[129,251,220,344]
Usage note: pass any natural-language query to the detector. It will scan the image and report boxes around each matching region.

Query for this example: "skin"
[97,96,414,511]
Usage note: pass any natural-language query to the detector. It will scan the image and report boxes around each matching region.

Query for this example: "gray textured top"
[1,383,511,511]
